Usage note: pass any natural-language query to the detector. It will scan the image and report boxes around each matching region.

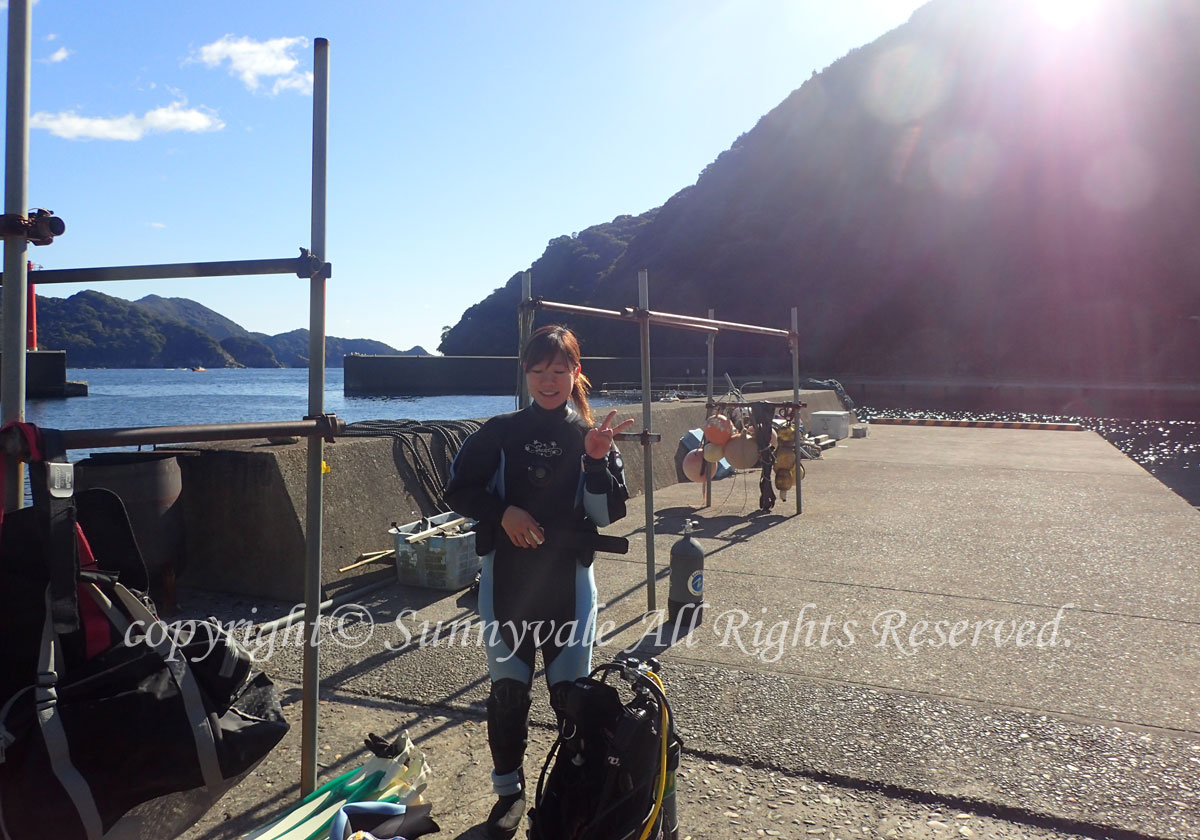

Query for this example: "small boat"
[190,366,207,372]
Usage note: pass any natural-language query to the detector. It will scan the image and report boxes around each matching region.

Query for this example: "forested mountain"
[35,291,238,369]
[254,329,404,368]
[440,0,1200,383]
[23,290,417,367]
[136,295,252,342]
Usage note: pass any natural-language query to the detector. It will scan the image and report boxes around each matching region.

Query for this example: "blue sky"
[10,0,926,354]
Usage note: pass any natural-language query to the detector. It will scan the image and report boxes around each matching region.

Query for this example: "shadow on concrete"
[618,609,704,661]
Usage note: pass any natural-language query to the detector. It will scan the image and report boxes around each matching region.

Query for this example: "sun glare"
[1035,0,1104,31]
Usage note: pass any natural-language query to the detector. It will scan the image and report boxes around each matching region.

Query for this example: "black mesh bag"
[0,425,288,840]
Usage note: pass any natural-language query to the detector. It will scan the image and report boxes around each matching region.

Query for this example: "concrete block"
[810,410,852,440]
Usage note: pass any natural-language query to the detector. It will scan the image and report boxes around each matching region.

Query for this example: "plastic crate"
[389,512,480,590]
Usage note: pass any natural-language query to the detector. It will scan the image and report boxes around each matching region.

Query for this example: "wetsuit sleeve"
[581,447,629,526]
[444,419,509,523]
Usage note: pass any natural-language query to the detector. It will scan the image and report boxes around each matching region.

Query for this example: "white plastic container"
[809,411,851,441]
[389,511,479,590]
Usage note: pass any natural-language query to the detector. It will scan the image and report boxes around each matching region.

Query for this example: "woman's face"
[526,352,577,411]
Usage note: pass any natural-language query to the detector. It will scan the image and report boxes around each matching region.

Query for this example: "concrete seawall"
[174,390,848,601]
[345,354,811,396]
[0,350,87,397]
[838,376,1200,420]
[346,355,1200,419]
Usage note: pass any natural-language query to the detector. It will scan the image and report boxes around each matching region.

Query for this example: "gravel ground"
[179,685,1116,840]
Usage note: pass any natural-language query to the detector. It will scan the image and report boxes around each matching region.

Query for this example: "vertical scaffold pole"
[791,307,802,516]
[703,307,715,509]
[300,36,330,798]
[518,271,531,409]
[2,0,31,511]
[638,270,656,612]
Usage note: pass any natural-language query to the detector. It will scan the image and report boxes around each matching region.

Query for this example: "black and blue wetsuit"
[444,400,628,799]
[445,400,628,683]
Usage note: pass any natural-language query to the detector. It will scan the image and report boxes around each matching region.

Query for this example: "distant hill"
[22,290,416,368]
[440,0,1200,384]
[254,329,420,368]
[34,291,237,369]
[136,295,252,341]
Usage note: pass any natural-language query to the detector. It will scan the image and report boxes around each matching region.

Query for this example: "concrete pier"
[176,416,1199,840]
[0,349,88,397]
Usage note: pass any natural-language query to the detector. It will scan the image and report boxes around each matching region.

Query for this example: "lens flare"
[1034,0,1104,31]
[1081,143,1158,212]
[862,44,953,126]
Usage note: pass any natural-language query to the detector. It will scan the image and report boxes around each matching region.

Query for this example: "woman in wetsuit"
[444,325,632,839]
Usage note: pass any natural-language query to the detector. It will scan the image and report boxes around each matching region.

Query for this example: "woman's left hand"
[585,410,635,459]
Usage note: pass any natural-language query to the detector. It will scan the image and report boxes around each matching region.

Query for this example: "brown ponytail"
[522,324,593,425]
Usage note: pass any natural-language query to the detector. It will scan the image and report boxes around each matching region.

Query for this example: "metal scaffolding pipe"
[0,255,331,286]
[792,307,802,516]
[533,297,719,333]
[637,271,657,613]
[300,36,330,798]
[518,272,532,408]
[2,0,32,511]
[0,417,343,456]
[621,307,788,338]
[704,307,715,509]
[531,298,628,321]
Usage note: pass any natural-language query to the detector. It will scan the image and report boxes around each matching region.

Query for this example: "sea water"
[24,367,521,432]
[20,368,628,458]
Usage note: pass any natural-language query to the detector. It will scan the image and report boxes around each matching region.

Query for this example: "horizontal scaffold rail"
[621,307,790,338]
[0,252,331,285]
[529,298,718,333]
[1,416,343,455]
[525,297,790,337]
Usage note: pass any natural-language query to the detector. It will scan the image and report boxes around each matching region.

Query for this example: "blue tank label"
[688,571,703,596]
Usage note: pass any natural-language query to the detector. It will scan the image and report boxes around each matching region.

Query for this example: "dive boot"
[486,787,526,839]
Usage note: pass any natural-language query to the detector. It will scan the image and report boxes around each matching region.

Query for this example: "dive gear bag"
[528,658,681,840]
[0,422,289,840]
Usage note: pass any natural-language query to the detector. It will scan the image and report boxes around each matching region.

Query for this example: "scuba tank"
[668,519,704,627]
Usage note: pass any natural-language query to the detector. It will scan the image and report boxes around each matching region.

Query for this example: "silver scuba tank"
[667,519,704,627]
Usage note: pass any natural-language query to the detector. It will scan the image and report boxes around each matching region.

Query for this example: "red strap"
[0,421,45,533]
[74,525,111,659]
[1,421,45,462]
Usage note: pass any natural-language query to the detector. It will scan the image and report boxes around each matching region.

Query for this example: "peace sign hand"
[585,410,635,459]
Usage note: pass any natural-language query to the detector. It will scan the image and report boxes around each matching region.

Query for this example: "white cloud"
[31,101,224,141]
[46,33,58,42]
[272,71,313,96]
[44,46,71,63]
[147,221,166,229]
[195,34,311,94]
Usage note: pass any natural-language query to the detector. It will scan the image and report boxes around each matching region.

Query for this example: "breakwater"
[841,377,1200,422]
[345,355,1200,420]
[344,354,803,396]
[0,350,87,397]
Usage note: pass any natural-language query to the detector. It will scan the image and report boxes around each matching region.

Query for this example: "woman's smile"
[526,355,576,410]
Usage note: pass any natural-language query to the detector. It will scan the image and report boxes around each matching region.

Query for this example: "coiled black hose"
[342,419,483,514]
